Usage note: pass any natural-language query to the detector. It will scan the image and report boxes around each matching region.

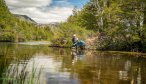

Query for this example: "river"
[0,42,146,84]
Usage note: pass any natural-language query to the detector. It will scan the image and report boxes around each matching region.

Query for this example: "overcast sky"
[5,0,88,24]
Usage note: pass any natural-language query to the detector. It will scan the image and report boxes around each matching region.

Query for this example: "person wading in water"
[72,34,85,50]
[72,34,78,49]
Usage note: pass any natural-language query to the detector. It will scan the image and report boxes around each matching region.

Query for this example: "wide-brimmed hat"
[73,34,76,37]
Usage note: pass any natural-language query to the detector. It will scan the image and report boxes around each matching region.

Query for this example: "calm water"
[0,42,146,84]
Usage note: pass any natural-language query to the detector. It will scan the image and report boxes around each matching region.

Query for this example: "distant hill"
[0,0,52,42]
[14,14,36,24]
[36,22,59,28]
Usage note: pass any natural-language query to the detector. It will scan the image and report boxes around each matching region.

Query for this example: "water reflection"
[0,43,146,84]
[119,60,131,81]
[71,49,85,65]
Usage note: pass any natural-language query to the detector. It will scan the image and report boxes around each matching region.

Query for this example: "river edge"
[1,42,146,58]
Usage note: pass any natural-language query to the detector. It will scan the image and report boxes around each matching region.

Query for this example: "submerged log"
[48,45,71,48]
[48,45,96,50]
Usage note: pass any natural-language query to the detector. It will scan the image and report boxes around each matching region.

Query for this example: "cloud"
[11,7,73,23]
[5,0,74,24]
[5,0,52,8]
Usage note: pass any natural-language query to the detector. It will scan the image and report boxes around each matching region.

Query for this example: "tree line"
[62,0,146,52]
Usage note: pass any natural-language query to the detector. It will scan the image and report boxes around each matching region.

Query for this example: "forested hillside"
[0,0,53,42]
[14,14,36,24]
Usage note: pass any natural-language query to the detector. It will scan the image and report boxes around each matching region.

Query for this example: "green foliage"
[51,22,93,47]
[67,4,98,30]
[67,0,146,51]
[0,0,53,42]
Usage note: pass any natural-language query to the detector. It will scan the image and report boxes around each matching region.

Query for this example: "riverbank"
[1,41,146,56]
[17,41,51,45]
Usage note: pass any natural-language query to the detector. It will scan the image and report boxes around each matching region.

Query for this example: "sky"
[5,0,88,24]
